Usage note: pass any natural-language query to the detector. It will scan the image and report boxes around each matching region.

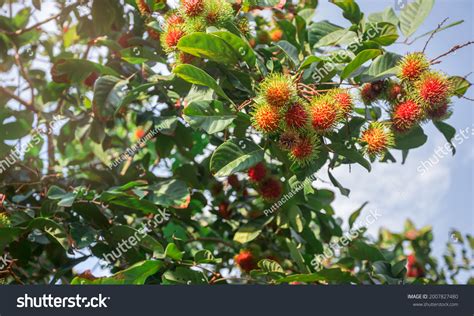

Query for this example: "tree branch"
[0,86,35,112]
[422,18,449,53]
[430,41,474,63]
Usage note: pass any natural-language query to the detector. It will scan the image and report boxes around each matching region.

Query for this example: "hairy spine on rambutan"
[251,102,281,133]
[359,122,394,157]
[426,102,451,121]
[415,71,453,109]
[259,177,282,201]
[181,0,204,17]
[259,73,296,108]
[384,81,404,103]
[330,89,353,117]
[278,130,300,151]
[284,100,310,130]
[391,99,423,133]
[160,26,186,52]
[203,0,234,26]
[248,162,266,182]
[290,134,319,165]
[310,95,341,133]
[136,0,151,15]
[360,83,377,104]
[397,52,430,81]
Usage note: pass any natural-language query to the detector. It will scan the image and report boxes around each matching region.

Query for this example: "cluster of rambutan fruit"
[137,0,235,62]
[251,52,455,163]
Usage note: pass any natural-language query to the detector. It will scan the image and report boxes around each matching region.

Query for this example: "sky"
[2,0,472,281]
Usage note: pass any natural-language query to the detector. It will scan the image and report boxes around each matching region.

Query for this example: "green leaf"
[13,8,31,29]
[349,240,385,262]
[234,222,263,244]
[275,40,300,66]
[276,268,359,284]
[364,22,399,46]
[330,0,363,24]
[211,31,256,67]
[433,121,456,155]
[47,185,67,199]
[449,76,472,97]
[362,52,401,81]
[164,243,183,261]
[162,267,207,284]
[150,179,190,209]
[286,238,310,273]
[393,126,427,150]
[399,0,435,38]
[27,218,69,249]
[258,259,284,273]
[299,55,324,70]
[348,202,368,229]
[177,32,238,65]
[288,204,305,233]
[194,249,222,264]
[308,20,343,47]
[328,170,350,197]
[93,76,128,121]
[183,100,236,134]
[341,49,382,79]
[315,29,354,47]
[210,139,264,177]
[173,64,232,103]
[329,143,371,171]
[0,228,23,252]
[72,260,162,285]
[368,7,398,25]
[107,225,164,254]
[73,202,110,229]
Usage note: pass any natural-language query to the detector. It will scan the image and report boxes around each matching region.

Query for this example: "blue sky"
[316,0,473,274]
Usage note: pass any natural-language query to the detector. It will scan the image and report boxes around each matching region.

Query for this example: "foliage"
[0,0,472,285]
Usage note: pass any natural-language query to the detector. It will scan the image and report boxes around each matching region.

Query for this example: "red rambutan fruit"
[415,71,452,109]
[391,100,423,133]
[161,27,186,52]
[259,177,282,201]
[228,174,241,191]
[234,250,257,272]
[284,101,310,130]
[147,27,161,40]
[359,122,394,157]
[248,162,266,182]
[182,0,204,17]
[331,89,353,117]
[166,12,185,26]
[385,81,404,103]
[290,135,319,165]
[118,33,133,48]
[310,96,340,133]
[135,128,146,139]
[270,29,283,42]
[177,52,195,64]
[84,72,99,87]
[218,201,231,219]
[426,102,451,121]
[259,73,296,108]
[360,83,377,104]
[398,52,430,81]
[406,254,425,278]
[252,102,281,133]
[278,130,300,151]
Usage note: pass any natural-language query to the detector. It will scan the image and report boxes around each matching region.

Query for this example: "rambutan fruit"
[147,27,161,40]
[284,100,310,130]
[203,0,234,26]
[0,213,10,228]
[248,162,266,182]
[218,201,231,219]
[166,11,185,27]
[176,52,196,64]
[259,73,296,108]
[251,102,281,133]
[84,72,99,87]
[183,16,208,33]
[135,128,146,139]
[160,26,186,52]
[359,122,394,157]
[385,81,404,103]
[228,174,241,191]
[360,83,377,104]
[391,99,423,133]
[257,30,271,44]
[51,59,70,84]
[234,250,257,272]
[330,89,353,117]
[278,130,300,151]
[397,52,429,81]
[290,134,320,165]
[415,71,453,109]
[270,29,283,42]
[181,0,204,17]
[236,18,250,37]
[211,182,223,196]
[406,254,425,278]
[426,102,451,121]
[118,33,133,48]
[136,0,151,15]
[310,96,341,133]
[259,177,282,201]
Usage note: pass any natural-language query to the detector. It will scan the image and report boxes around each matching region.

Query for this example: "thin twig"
[430,41,474,63]
[0,86,34,111]
[422,18,449,53]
